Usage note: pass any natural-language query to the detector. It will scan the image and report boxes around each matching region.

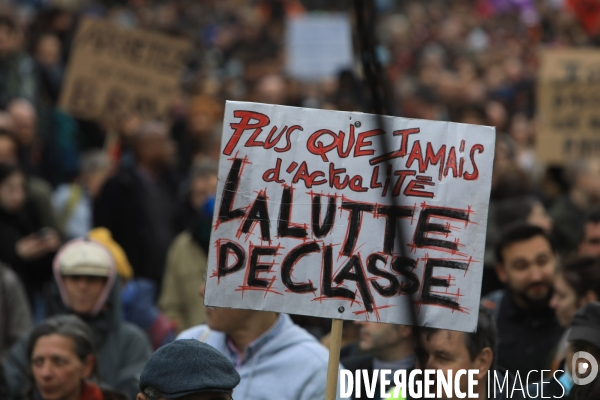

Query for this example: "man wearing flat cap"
[137,339,240,400]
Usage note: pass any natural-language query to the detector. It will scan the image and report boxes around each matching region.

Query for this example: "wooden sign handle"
[325,319,344,400]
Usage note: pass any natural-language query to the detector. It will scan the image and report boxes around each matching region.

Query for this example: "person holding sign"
[177,284,340,400]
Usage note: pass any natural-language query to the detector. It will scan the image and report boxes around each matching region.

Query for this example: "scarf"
[33,381,103,400]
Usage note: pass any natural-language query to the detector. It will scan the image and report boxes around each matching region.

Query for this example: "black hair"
[464,307,497,369]
[560,256,600,301]
[419,307,497,370]
[495,195,540,231]
[495,223,554,264]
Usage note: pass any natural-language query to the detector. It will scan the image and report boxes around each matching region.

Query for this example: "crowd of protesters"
[1,0,600,399]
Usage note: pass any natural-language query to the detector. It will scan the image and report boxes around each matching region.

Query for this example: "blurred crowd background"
[2,0,600,399]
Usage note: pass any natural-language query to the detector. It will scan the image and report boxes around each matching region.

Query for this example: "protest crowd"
[1,0,600,399]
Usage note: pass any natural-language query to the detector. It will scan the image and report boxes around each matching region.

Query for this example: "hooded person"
[89,227,177,349]
[2,237,152,399]
[177,284,341,400]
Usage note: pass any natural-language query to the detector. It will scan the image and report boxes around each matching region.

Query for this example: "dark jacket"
[2,278,152,400]
[0,199,53,298]
[482,289,564,378]
[94,167,180,286]
[0,363,7,400]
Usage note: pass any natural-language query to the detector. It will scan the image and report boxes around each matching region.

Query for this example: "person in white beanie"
[2,237,152,400]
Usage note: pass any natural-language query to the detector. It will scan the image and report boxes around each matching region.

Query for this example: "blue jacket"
[177,314,341,400]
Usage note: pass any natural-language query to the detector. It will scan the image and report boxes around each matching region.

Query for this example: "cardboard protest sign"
[205,102,495,332]
[537,49,600,165]
[59,18,192,127]
[286,14,353,80]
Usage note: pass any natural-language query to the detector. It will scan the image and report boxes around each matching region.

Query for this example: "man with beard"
[482,223,564,377]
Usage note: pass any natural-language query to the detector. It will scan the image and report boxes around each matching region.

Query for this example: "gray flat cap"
[139,339,240,398]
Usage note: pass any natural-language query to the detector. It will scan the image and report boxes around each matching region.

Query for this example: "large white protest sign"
[286,14,353,80]
[205,102,495,332]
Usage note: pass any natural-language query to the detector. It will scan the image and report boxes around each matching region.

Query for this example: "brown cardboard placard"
[537,49,600,165]
[59,18,192,127]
